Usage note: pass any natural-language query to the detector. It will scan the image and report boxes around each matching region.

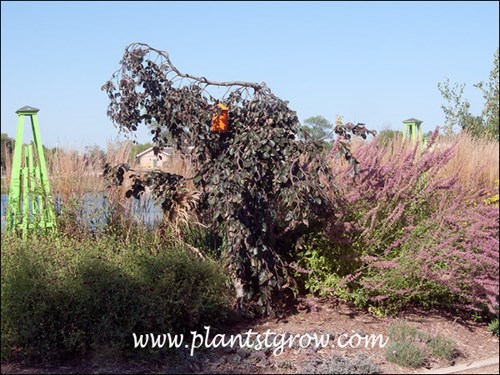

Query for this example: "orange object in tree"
[211,103,229,132]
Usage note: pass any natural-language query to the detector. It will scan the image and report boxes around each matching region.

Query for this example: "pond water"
[0,193,163,233]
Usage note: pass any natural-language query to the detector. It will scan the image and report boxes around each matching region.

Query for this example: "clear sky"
[1,1,499,149]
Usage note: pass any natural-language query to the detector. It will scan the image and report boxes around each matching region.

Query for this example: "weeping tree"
[101,43,373,316]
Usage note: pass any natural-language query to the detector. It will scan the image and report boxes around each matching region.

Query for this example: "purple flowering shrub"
[298,129,499,315]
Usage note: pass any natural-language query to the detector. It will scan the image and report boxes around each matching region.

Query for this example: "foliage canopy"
[101,43,373,316]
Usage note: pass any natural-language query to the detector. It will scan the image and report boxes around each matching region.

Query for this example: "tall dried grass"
[46,141,134,238]
[161,152,194,176]
[104,145,199,244]
[45,141,132,196]
[47,149,103,198]
[354,131,499,189]
[437,132,499,189]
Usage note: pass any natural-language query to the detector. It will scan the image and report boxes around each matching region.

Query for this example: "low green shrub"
[294,232,362,302]
[294,229,456,317]
[1,234,230,362]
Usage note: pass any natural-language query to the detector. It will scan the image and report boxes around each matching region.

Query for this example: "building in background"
[134,146,174,170]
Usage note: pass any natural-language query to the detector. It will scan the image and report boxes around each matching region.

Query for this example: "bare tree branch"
[127,42,267,93]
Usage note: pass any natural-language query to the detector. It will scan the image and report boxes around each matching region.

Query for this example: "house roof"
[135,146,173,159]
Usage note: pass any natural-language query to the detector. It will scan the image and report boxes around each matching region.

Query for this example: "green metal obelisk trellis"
[5,106,57,237]
[402,118,423,143]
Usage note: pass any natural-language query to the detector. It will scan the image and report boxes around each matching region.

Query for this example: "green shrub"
[294,233,366,304]
[1,234,230,362]
[294,229,456,317]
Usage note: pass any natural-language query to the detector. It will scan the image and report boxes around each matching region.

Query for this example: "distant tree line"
[1,133,14,176]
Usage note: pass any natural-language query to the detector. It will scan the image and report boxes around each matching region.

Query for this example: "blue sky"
[1,1,499,149]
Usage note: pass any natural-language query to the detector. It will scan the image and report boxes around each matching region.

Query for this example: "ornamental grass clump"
[385,341,426,368]
[385,323,458,368]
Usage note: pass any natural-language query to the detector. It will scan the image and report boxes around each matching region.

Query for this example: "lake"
[0,193,163,233]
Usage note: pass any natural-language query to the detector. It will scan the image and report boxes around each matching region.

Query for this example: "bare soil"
[2,297,498,374]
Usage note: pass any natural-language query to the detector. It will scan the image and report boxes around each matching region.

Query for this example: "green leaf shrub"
[1,234,230,362]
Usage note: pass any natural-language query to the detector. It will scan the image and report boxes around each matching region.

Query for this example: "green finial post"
[5,106,57,237]
[402,118,423,144]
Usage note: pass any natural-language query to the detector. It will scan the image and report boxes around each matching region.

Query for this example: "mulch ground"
[2,297,498,374]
